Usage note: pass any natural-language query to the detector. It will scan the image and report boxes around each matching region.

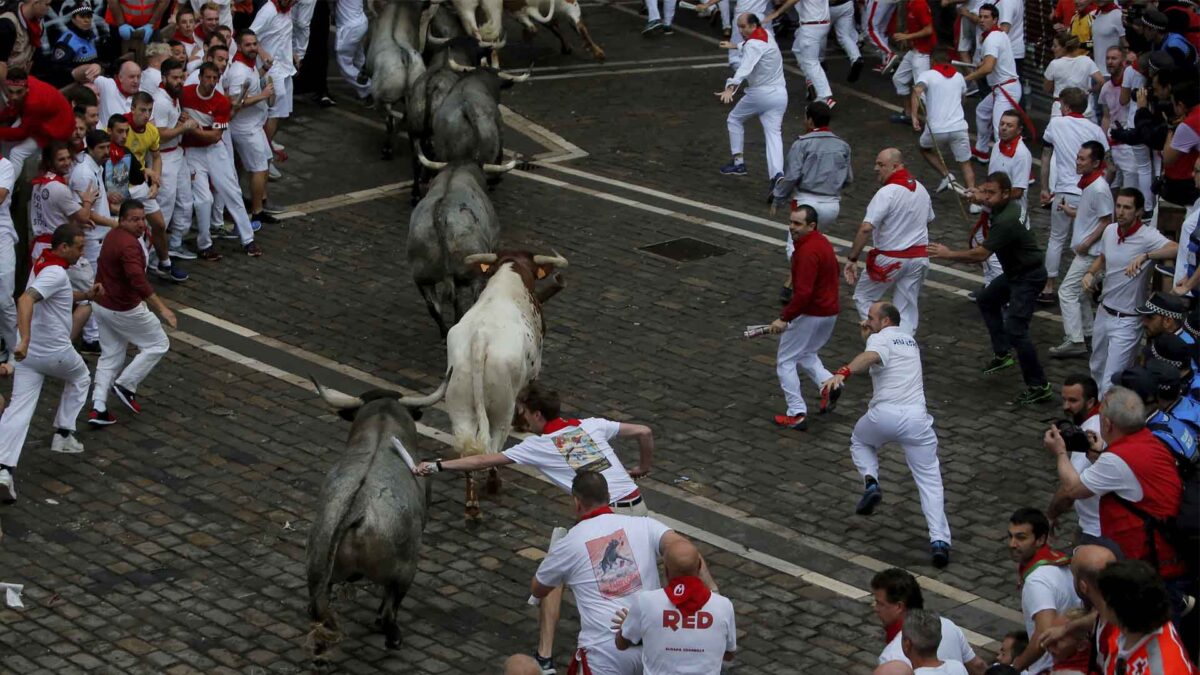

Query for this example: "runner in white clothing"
[696,0,772,67]
[0,156,16,357]
[1083,189,1177,396]
[911,50,975,195]
[0,225,99,504]
[614,539,735,674]
[964,5,1023,160]
[844,149,933,333]
[717,13,788,185]
[821,301,952,567]
[151,59,200,260]
[334,0,371,100]
[1006,508,1082,673]
[897,610,969,675]
[764,0,835,107]
[972,110,1032,285]
[530,472,717,675]
[1051,141,1111,358]
[871,568,989,671]
[227,30,278,224]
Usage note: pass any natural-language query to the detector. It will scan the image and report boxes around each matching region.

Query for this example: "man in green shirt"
[930,172,1051,405]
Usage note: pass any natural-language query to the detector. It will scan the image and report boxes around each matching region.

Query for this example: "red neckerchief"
[31,171,67,187]
[747,26,768,42]
[981,27,1001,41]
[997,136,1020,157]
[968,210,990,246]
[109,143,127,165]
[542,417,582,434]
[234,51,256,68]
[70,139,84,154]
[174,29,195,44]
[1064,111,1085,119]
[1078,164,1106,189]
[1087,403,1101,417]
[123,112,147,133]
[1118,219,1144,244]
[271,0,292,13]
[932,63,958,78]
[19,7,44,49]
[665,576,712,617]
[579,506,613,521]
[194,26,207,42]
[116,80,137,97]
[808,126,830,133]
[884,619,903,643]
[885,167,917,192]
[33,250,68,276]
[1018,545,1071,588]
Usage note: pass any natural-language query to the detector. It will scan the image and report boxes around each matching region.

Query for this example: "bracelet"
[434,460,443,473]
[848,255,858,263]
[836,366,852,380]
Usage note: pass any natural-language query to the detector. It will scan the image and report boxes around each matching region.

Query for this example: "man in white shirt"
[870,568,989,673]
[68,129,119,352]
[821,302,952,567]
[695,0,773,68]
[614,538,736,674]
[964,4,1022,161]
[0,154,16,359]
[1006,508,1082,673]
[998,0,1024,75]
[151,59,201,261]
[717,13,787,187]
[1083,189,1177,395]
[1051,141,1112,358]
[94,61,142,125]
[334,0,371,101]
[0,225,100,503]
[250,0,298,165]
[413,383,653,673]
[1115,59,1154,212]
[763,0,835,108]
[911,50,974,195]
[963,110,1033,286]
[29,142,100,264]
[1089,1,1124,68]
[898,610,969,675]
[227,29,278,225]
[530,472,717,675]
[1040,88,1109,303]
[844,149,933,333]
[1046,375,1104,542]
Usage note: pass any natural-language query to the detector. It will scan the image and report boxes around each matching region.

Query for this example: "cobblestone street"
[0,2,1101,672]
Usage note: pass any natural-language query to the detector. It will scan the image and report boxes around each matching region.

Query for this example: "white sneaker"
[270,140,285,152]
[50,433,85,454]
[936,173,956,194]
[0,468,15,503]
[268,162,282,181]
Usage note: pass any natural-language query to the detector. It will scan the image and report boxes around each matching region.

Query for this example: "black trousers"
[295,0,332,97]
[977,270,1048,388]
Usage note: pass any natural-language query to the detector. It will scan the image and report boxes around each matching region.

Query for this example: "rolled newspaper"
[744,324,773,338]
[391,437,418,473]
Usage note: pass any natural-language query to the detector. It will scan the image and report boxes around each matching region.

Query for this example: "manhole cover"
[638,237,731,262]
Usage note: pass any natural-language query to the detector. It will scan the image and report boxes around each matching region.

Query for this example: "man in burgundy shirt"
[87,200,176,426]
[768,203,841,430]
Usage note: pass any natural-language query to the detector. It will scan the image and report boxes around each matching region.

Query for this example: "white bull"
[444,250,567,520]
[431,0,506,44]
[504,0,606,60]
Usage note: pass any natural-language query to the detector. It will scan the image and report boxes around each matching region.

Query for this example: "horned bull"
[365,0,425,160]
[504,0,605,61]
[305,375,448,655]
[430,59,529,168]
[444,251,567,520]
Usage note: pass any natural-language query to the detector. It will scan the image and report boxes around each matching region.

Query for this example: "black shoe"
[534,653,555,675]
[806,84,816,102]
[931,540,951,568]
[113,384,141,414]
[1012,383,1054,406]
[847,58,864,83]
[79,339,101,355]
[820,383,841,414]
[311,93,336,107]
[856,481,883,515]
[982,352,1015,374]
[88,408,117,426]
[1037,291,1056,304]
[252,211,280,224]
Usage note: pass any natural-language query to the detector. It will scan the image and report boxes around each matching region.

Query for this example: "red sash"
[968,211,990,247]
[866,245,928,282]
[993,78,1039,142]
[567,649,593,675]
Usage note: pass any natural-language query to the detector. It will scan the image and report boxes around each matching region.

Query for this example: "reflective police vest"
[53,27,98,65]
[1148,409,1200,467]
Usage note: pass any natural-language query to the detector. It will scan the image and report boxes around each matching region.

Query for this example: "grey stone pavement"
[0,3,1097,673]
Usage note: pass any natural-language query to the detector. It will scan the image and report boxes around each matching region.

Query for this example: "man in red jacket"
[768,203,841,430]
[0,68,75,169]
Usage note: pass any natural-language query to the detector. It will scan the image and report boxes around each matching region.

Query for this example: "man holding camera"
[1047,375,1103,543]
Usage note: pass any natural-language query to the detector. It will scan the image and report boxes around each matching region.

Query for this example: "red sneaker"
[87,409,117,426]
[773,414,808,430]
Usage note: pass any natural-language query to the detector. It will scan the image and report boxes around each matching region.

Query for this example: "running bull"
[305,375,449,655]
[445,250,567,520]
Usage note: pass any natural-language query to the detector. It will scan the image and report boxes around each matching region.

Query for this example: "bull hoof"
[385,634,402,650]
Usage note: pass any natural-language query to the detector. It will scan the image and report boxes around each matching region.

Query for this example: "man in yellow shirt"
[119,93,187,282]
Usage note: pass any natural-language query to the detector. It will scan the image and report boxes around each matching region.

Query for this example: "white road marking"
[529,54,732,73]
[170,312,1005,649]
[533,61,730,80]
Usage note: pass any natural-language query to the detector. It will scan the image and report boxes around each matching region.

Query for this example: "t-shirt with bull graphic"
[502,418,639,503]
[535,513,670,648]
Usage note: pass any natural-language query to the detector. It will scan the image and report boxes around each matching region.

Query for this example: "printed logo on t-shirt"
[585,529,643,599]
[552,428,612,474]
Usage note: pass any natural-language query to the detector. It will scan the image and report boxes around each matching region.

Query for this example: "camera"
[1055,420,1092,454]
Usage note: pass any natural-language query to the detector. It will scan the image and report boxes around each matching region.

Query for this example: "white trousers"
[573,644,642,675]
[718,0,730,28]
[786,194,840,258]
[827,2,860,61]
[335,4,371,99]
[727,86,788,179]
[81,228,108,344]
[850,404,951,543]
[777,314,836,415]
[863,0,894,59]
[854,256,928,333]
[159,150,192,249]
[1091,310,1142,397]
[1058,254,1095,343]
[186,143,255,249]
[793,23,832,99]
[645,0,677,25]
[2,137,38,170]
[1110,144,1154,212]
[0,347,91,467]
[91,303,170,412]
[970,225,1003,283]
[892,51,930,96]
[0,238,15,351]
[1046,192,1080,279]
[728,19,772,67]
[974,81,1022,154]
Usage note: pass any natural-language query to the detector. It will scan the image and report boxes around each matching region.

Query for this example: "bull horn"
[463,253,499,265]
[426,33,451,46]
[478,37,506,49]
[416,145,448,170]
[418,3,439,51]
[531,251,568,268]
[497,68,531,82]
[447,58,477,73]
[396,368,452,408]
[309,375,365,410]
[482,157,518,173]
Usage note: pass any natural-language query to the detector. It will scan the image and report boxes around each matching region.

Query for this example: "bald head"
[874,148,905,184]
[503,654,542,675]
[117,60,142,93]
[1072,545,1116,602]
[874,660,915,675]
[664,539,702,579]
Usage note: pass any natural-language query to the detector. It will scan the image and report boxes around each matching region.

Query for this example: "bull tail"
[464,332,491,456]
[306,486,368,651]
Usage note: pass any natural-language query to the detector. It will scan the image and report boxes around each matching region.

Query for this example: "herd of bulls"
[301,0,595,658]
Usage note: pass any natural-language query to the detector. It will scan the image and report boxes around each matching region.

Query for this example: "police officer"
[47,2,104,88]
[1111,363,1199,467]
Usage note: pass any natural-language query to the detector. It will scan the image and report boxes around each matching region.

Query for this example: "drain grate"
[638,237,731,262]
